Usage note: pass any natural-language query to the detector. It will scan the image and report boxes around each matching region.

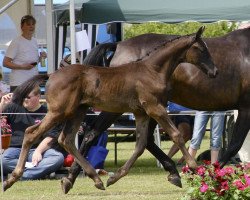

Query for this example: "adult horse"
[61,27,250,193]
[3,27,216,191]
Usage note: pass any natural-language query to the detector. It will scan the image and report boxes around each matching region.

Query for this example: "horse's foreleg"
[107,114,150,187]
[146,118,182,188]
[62,111,122,194]
[4,114,58,191]
[58,106,105,191]
[146,105,197,170]
[220,109,250,168]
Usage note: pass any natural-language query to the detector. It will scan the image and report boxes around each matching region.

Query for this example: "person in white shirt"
[3,15,46,92]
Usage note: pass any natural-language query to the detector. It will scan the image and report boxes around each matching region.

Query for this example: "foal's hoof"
[3,181,11,191]
[188,160,198,170]
[106,175,118,187]
[95,182,105,190]
[168,174,182,188]
[61,177,73,194]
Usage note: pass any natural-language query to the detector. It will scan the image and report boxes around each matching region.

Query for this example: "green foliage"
[124,21,238,39]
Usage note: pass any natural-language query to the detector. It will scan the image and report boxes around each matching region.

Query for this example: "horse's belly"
[170,87,238,111]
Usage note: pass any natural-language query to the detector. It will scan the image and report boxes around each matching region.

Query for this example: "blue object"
[86,131,109,169]
[168,102,192,112]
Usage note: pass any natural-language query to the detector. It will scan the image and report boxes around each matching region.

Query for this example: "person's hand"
[21,63,36,70]
[0,93,12,107]
[32,150,43,166]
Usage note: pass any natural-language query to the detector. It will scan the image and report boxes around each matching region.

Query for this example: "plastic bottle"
[40,45,46,67]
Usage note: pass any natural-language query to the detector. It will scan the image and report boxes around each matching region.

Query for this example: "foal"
[4,27,216,191]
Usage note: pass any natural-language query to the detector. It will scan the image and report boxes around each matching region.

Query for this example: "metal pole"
[0,119,4,192]
[0,0,20,15]
[45,0,55,73]
[69,0,76,64]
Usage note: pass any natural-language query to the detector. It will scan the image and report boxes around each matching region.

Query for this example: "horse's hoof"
[95,182,105,190]
[167,174,182,188]
[106,176,117,187]
[61,177,73,194]
[188,160,198,170]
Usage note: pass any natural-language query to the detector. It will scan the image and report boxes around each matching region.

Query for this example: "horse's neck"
[144,38,192,76]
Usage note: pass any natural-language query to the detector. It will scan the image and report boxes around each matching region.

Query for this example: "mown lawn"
[0,135,210,200]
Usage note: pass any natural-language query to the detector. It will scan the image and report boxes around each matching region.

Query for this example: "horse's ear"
[196,26,205,39]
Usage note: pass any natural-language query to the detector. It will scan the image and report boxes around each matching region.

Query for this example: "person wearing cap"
[3,15,47,92]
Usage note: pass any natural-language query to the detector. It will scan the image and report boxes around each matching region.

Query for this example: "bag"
[86,131,109,169]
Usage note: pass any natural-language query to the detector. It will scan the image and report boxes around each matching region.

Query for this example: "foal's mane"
[135,34,192,62]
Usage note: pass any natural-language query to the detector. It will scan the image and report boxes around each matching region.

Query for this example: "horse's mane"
[12,74,49,105]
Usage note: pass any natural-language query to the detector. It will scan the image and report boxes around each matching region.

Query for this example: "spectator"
[188,111,226,164]
[3,15,46,92]
[167,102,194,164]
[1,80,65,180]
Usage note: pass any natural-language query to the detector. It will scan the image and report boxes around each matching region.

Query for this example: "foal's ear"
[196,26,205,39]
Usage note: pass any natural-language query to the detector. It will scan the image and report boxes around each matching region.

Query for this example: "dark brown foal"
[4,27,217,191]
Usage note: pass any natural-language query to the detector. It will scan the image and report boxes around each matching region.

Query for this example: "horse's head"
[185,26,218,78]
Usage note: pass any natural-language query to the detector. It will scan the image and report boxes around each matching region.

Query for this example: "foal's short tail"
[83,42,117,67]
[12,74,49,105]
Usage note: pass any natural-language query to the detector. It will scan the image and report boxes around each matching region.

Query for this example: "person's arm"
[32,136,54,166]
[0,93,13,113]
[3,56,35,70]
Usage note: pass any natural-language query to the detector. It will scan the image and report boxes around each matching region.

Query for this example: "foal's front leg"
[107,114,150,187]
[147,105,197,170]
[4,114,58,191]
[58,107,105,191]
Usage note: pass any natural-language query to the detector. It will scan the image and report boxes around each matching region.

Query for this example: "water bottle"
[40,45,46,67]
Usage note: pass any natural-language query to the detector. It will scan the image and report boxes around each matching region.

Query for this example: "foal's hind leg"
[61,112,122,194]
[4,113,61,191]
[146,118,182,188]
[58,106,105,191]
[107,114,150,187]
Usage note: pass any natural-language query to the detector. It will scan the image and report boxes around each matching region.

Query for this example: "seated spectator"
[1,81,66,180]
[167,102,194,164]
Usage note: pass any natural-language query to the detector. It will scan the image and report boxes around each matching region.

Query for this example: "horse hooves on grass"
[95,182,105,190]
[168,174,182,188]
[61,177,73,194]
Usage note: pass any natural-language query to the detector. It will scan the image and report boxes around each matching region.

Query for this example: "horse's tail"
[12,74,49,105]
[83,42,117,67]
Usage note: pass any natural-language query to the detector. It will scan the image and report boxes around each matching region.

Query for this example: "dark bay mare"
[3,27,217,191]
[61,27,250,193]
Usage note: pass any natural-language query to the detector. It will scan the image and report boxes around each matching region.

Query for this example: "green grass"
[0,136,210,200]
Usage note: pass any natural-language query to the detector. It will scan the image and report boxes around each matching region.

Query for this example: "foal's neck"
[144,37,193,76]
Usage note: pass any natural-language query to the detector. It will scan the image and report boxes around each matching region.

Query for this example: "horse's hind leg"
[220,109,250,167]
[59,105,105,191]
[146,118,182,188]
[107,114,150,187]
[62,112,122,194]
[4,113,60,191]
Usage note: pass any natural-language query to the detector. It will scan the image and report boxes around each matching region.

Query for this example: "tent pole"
[69,0,76,65]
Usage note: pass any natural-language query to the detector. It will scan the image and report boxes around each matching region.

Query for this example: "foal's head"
[185,26,218,78]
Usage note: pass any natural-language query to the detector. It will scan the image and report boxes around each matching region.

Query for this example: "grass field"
[0,135,210,200]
